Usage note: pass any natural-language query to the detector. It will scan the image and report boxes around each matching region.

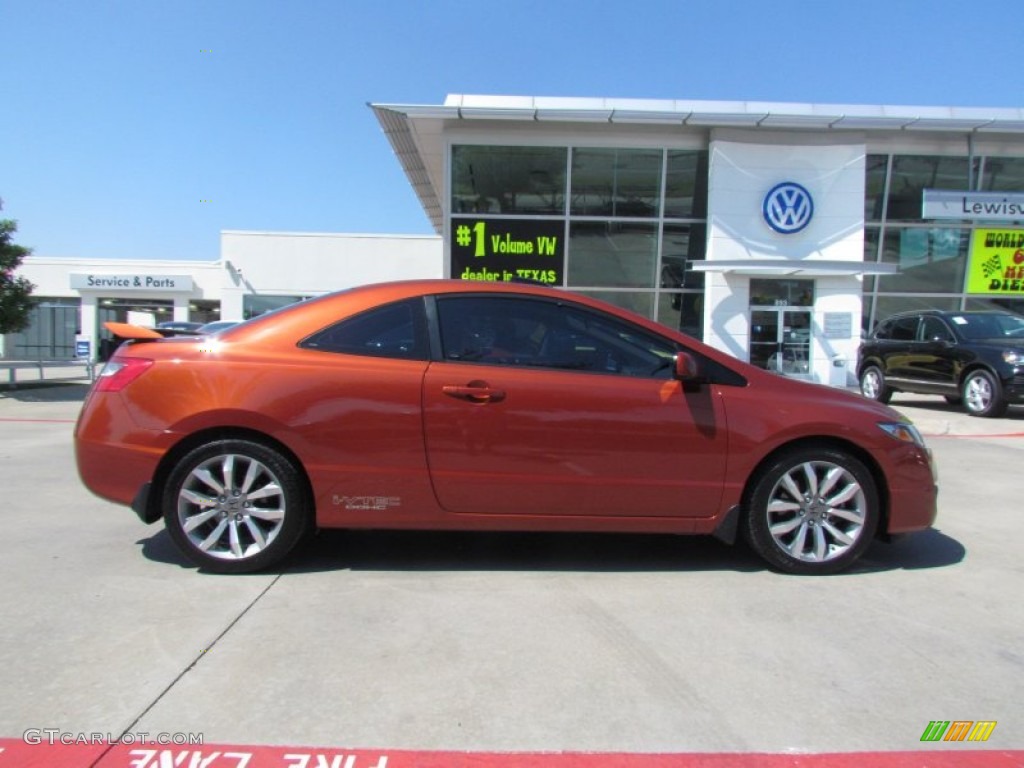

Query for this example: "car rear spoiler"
[103,322,164,341]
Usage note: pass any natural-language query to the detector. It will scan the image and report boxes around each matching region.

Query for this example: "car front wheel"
[744,447,879,575]
[962,369,1007,418]
[859,365,892,404]
[162,439,310,573]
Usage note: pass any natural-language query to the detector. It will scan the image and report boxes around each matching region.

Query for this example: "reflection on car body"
[76,280,937,575]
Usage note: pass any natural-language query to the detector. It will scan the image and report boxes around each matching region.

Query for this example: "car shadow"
[137,526,966,576]
[853,527,966,572]
[0,382,91,402]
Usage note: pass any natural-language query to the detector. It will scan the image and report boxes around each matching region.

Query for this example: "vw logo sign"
[763,182,814,234]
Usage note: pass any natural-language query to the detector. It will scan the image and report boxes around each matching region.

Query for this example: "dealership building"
[8,94,1024,385]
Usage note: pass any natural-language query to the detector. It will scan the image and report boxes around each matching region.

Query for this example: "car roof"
[209,279,748,372]
[881,309,1018,320]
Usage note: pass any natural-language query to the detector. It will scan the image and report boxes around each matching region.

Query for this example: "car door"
[913,315,958,388]
[421,294,728,518]
[878,315,921,382]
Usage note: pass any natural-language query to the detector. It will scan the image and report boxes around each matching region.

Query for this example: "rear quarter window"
[299,298,428,360]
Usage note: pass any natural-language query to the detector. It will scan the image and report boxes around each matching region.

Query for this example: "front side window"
[880,316,919,341]
[953,312,1024,340]
[436,295,677,378]
[300,299,428,360]
[919,316,954,343]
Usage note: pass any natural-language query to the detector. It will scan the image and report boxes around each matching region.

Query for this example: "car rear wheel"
[743,447,879,575]
[962,369,1007,418]
[163,439,310,573]
[859,366,892,404]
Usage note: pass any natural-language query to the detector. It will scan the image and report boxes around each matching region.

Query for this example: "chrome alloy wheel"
[964,374,994,413]
[176,453,286,561]
[860,369,882,399]
[765,460,868,563]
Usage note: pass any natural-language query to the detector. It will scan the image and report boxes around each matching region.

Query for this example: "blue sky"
[2,0,1021,261]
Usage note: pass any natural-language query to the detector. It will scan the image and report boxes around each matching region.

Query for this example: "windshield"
[951,313,1024,340]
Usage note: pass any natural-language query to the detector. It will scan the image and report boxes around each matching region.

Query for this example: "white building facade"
[7,94,1024,387]
[371,95,1024,385]
[6,232,442,362]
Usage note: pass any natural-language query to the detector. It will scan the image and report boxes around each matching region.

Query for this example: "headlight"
[1003,350,1023,365]
[878,421,926,448]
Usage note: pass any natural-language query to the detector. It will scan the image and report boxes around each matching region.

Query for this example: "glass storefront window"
[572,290,654,320]
[873,296,961,327]
[886,155,974,220]
[664,150,709,218]
[861,295,874,338]
[568,221,657,289]
[865,154,888,221]
[570,148,662,218]
[964,296,1024,314]
[451,146,567,215]
[660,223,706,290]
[863,226,882,292]
[981,157,1024,192]
[876,228,969,293]
[657,292,703,338]
[749,279,814,307]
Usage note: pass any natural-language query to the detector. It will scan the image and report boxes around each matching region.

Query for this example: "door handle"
[442,381,506,403]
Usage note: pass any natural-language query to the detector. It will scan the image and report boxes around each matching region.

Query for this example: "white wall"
[220,231,443,319]
[704,130,866,384]
[8,234,442,360]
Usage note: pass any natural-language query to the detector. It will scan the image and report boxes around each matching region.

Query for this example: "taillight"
[93,357,154,392]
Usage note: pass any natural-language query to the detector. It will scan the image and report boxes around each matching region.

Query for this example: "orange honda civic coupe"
[75,280,937,575]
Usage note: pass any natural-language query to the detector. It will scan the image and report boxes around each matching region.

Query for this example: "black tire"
[859,365,892,404]
[162,439,311,573]
[743,446,879,575]
[962,369,1007,418]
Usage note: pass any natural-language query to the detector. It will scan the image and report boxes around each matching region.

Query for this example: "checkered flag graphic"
[980,254,1002,278]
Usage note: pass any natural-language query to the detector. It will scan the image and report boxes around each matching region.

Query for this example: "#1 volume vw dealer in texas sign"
[450,218,564,285]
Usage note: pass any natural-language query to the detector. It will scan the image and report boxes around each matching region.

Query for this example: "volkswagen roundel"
[763,181,814,234]
[75,280,937,575]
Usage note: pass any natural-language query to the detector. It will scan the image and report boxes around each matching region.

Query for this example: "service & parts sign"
[967,229,1024,295]
[450,218,564,285]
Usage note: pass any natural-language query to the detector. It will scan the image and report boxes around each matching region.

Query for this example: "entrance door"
[750,309,812,376]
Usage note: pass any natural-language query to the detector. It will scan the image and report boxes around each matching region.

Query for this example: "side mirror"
[673,351,702,389]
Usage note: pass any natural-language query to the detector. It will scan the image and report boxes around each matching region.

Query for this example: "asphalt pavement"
[0,379,1021,767]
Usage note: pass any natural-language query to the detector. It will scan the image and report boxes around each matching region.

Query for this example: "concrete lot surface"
[0,382,1020,761]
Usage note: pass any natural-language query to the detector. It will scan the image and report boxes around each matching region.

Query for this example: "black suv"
[858,310,1024,417]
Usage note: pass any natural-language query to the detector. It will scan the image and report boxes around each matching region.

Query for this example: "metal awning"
[691,260,899,277]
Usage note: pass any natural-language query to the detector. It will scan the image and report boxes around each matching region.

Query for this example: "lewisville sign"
[923,190,1024,221]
